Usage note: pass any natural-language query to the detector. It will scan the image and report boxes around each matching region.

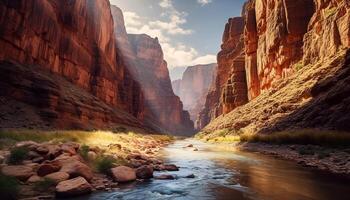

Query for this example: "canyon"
[111,6,194,135]
[0,0,193,135]
[0,0,350,199]
[172,63,217,124]
[198,0,350,135]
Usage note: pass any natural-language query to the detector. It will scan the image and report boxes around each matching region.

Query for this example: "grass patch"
[94,156,117,174]
[196,129,243,143]
[240,129,350,147]
[34,178,56,191]
[0,173,19,199]
[294,61,304,71]
[324,7,337,18]
[8,147,28,165]
[79,144,90,161]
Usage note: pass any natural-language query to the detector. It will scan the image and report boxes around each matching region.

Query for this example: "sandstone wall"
[0,0,145,129]
[172,64,217,122]
[128,34,194,135]
[197,17,247,129]
[111,6,194,135]
[200,0,350,134]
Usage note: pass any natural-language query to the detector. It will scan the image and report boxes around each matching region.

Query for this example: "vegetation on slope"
[197,129,350,147]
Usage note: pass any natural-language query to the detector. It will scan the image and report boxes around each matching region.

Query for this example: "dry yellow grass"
[0,129,173,157]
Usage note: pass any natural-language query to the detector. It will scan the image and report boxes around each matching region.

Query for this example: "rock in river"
[136,165,153,179]
[111,166,136,183]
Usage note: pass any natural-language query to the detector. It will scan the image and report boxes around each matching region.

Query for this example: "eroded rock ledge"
[198,0,350,132]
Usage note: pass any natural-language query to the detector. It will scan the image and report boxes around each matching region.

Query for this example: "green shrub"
[8,147,28,165]
[78,145,90,161]
[294,61,304,71]
[34,178,56,191]
[95,156,116,174]
[0,173,19,199]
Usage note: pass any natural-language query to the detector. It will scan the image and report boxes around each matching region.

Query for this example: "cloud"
[159,0,172,8]
[162,43,216,67]
[197,0,212,6]
[113,0,216,69]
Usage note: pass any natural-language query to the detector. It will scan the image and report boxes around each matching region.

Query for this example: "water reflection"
[78,139,350,200]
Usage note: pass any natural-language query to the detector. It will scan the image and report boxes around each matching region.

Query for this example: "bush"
[34,178,56,191]
[95,156,116,174]
[0,173,19,199]
[294,61,304,71]
[8,147,28,165]
[78,145,90,161]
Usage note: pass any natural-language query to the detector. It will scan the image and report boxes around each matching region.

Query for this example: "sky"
[109,0,245,79]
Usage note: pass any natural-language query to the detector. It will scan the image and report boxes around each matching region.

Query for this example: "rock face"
[303,0,350,65]
[251,0,315,94]
[172,64,217,122]
[111,6,194,135]
[199,0,350,135]
[197,17,248,129]
[0,0,145,130]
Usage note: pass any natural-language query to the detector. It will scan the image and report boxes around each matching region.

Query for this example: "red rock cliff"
[172,64,217,122]
[200,0,350,134]
[197,17,247,129]
[0,0,145,129]
[111,6,194,135]
[127,34,194,135]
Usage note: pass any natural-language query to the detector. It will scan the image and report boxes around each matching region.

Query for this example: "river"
[78,139,350,200]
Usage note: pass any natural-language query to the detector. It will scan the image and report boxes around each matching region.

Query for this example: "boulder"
[55,177,92,197]
[87,151,97,161]
[37,162,62,176]
[45,172,70,184]
[1,165,33,181]
[57,157,93,181]
[161,164,179,171]
[136,165,153,179]
[154,174,175,180]
[16,141,39,149]
[110,166,136,183]
[185,174,195,178]
[60,144,76,155]
[27,175,43,183]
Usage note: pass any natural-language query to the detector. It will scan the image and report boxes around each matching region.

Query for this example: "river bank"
[196,129,350,177]
[86,139,350,200]
[0,129,175,199]
[238,142,350,177]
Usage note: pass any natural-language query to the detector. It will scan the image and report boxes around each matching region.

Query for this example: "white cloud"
[159,0,172,8]
[197,0,212,6]
[112,1,216,69]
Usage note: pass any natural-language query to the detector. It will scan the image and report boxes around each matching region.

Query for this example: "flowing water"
[79,139,350,200]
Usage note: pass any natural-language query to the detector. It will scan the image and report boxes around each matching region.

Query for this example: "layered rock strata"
[111,6,194,135]
[0,0,145,129]
[197,17,247,129]
[200,0,350,134]
[172,64,217,122]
